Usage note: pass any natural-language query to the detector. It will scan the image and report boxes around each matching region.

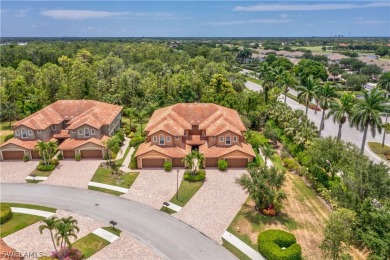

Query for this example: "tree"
[381,122,390,148]
[378,71,390,92]
[46,141,58,161]
[327,93,355,140]
[35,141,48,165]
[360,64,382,81]
[236,166,286,213]
[55,216,80,258]
[134,110,148,134]
[123,107,136,130]
[294,59,328,85]
[39,216,59,256]
[343,73,368,91]
[0,100,20,126]
[276,71,298,103]
[351,87,387,153]
[262,145,274,166]
[105,137,118,165]
[183,150,204,174]
[320,208,356,260]
[297,75,321,115]
[316,83,339,136]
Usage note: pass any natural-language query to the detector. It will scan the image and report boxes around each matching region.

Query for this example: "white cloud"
[210,19,292,26]
[234,2,390,12]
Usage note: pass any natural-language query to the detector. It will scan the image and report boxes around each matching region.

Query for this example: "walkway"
[120,147,135,173]
[222,231,265,260]
[115,137,130,161]
[1,183,235,260]
[10,207,55,218]
[92,228,119,243]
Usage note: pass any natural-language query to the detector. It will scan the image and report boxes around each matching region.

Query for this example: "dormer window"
[233,136,238,142]
[159,134,165,145]
[28,130,33,136]
[153,136,157,142]
[91,129,95,135]
[166,136,171,142]
[78,129,83,135]
[84,128,90,137]
[226,135,231,145]
[219,136,224,142]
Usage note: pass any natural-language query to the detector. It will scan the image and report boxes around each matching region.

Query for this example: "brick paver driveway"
[0,160,39,183]
[41,159,102,189]
[174,169,248,243]
[121,169,184,209]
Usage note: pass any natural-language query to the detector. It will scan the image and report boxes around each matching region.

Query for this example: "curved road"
[0,183,234,260]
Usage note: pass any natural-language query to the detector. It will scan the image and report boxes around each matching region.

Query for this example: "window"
[51,125,57,130]
[28,130,33,136]
[15,130,20,136]
[226,135,231,145]
[211,136,216,140]
[91,129,95,135]
[166,136,171,142]
[175,136,179,140]
[84,128,90,137]
[159,134,165,145]
[37,130,41,134]
[78,129,83,135]
[21,129,27,138]
[219,136,224,142]
[233,136,238,142]
[71,130,76,133]
[153,136,157,142]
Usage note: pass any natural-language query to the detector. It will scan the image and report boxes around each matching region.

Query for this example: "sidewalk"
[120,147,135,173]
[222,231,265,260]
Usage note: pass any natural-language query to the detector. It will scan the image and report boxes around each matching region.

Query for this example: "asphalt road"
[0,183,235,260]
[245,80,390,163]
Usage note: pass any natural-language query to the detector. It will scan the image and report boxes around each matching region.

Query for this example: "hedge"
[37,164,56,171]
[258,229,302,260]
[0,203,13,224]
[218,159,228,171]
[184,169,206,182]
[129,136,145,147]
[164,161,172,172]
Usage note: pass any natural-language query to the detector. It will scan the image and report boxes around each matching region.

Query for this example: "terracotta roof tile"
[0,138,39,150]
[59,135,109,150]
[135,142,191,158]
[199,142,256,158]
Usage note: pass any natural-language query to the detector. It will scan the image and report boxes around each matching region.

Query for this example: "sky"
[1,1,389,37]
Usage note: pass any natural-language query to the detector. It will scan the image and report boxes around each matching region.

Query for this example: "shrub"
[57,153,63,160]
[129,136,145,147]
[50,247,82,260]
[0,203,13,224]
[130,147,138,169]
[164,161,172,172]
[37,164,56,171]
[115,131,125,143]
[183,169,206,182]
[282,158,300,172]
[103,153,109,160]
[50,159,59,166]
[258,229,302,260]
[4,134,14,142]
[23,155,29,162]
[128,132,135,138]
[75,154,81,161]
[130,126,137,132]
[218,159,228,171]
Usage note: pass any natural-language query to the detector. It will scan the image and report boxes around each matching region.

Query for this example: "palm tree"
[134,110,148,134]
[55,216,80,255]
[123,107,136,130]
[351,87,387,153]
[297,75,321,115]
[39,216,59,256]
[182,152,194,173]
[35,141,48,165]
[294,121,318,147]
[262,145,274,167]
[105,137,117,165]
[381,122,390,148]
[378,72,390,92]
[262,69,277,104]
[277,71,298,104]
[316,83,339,136]
[327,93,356,140]
[47,141,58,161]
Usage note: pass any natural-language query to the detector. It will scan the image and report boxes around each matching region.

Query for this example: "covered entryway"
[142,158,165,168]
[63,150,75,158]
[80,149,103,159]
[31,150,41,159]
[206,157,218,167]
[172,158,184,167]
[226,158,248,168]
[2,150,25,160]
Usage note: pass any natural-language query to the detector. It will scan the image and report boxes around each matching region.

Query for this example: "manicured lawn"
[91,168,139,189]
[245,76,263,85]
[0,213,44,237]
[102,226,122,237]
[30,169,54,177]
[222,238,252,260]
[72,233,110,259]
[368,142,390,161]
[115,146,131,165]
[160,207,176,215]
[169,180,204,207]
[88,186,125,196]
[6,203,56,212]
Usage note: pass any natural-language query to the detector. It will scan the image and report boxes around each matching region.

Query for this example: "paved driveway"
[0,160,39,183]
[121,169,184,209]
[41,159,102,189]
[175,169,248,243]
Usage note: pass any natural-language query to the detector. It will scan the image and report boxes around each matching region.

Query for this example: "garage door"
[172,158,184,167]
[63,150,75,158]
[2,151,25,160]
[32,150,41,159]
[206,158,218,167]
[142,158,165,168]
[80,150,102,159]
[226,158,248,168]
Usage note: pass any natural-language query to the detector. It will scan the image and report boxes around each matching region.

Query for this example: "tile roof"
[0,137,57,150]
[53,130,70,139]
[199,142,256,158]
[58,135,109,150]
[145,103,246,137]
[186,135,207,145]
[13,100,122,130]
[135,142,191,158]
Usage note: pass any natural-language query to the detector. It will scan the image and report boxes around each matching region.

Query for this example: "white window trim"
[84,128,90,137]
[37,130,41,134]
[91,129,95,135]
[15,130,20,136]
[78,129,83,135]
[51,125,57,130]
[233,136,238,142]
[175,136,179,140]
[153,136,157,142]
[226,135,231,145]
[159,134,165,145]
[219,136,224,142]
[21,129,27,138]
[166,136,171,142]
[28,130,33,136]
[211,136,216,140]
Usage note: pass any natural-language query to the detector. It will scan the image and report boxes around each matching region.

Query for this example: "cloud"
[234,2,390,12]
[210,19,292,26]
[354,20,387,25]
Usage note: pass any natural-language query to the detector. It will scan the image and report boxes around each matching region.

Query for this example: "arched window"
[21,129,27,138]
[84,128,90,137]
[159,134,165,145]
[226,135,231,145]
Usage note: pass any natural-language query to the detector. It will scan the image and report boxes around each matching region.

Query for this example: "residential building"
[135,103,255,168]
[0,100,122,160]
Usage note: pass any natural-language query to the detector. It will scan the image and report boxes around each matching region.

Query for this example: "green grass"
[26,180,43,184]
[169,180,204,207]
[368,142,390,161]
[102,226,121,237]
[90,168,139,189]
[114,146,131,166]
[222,238,252,260]
[6,203,56,212]
[286,92,318,107]
[0,121,15,131]
[0,213,44,237]
[270,154,286,171]
[30,169,54,177]
[160,206,177,215]
[72,233,110,259]
[88,186,125,196]
[122,116,150,136]
[245,76,263,85]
